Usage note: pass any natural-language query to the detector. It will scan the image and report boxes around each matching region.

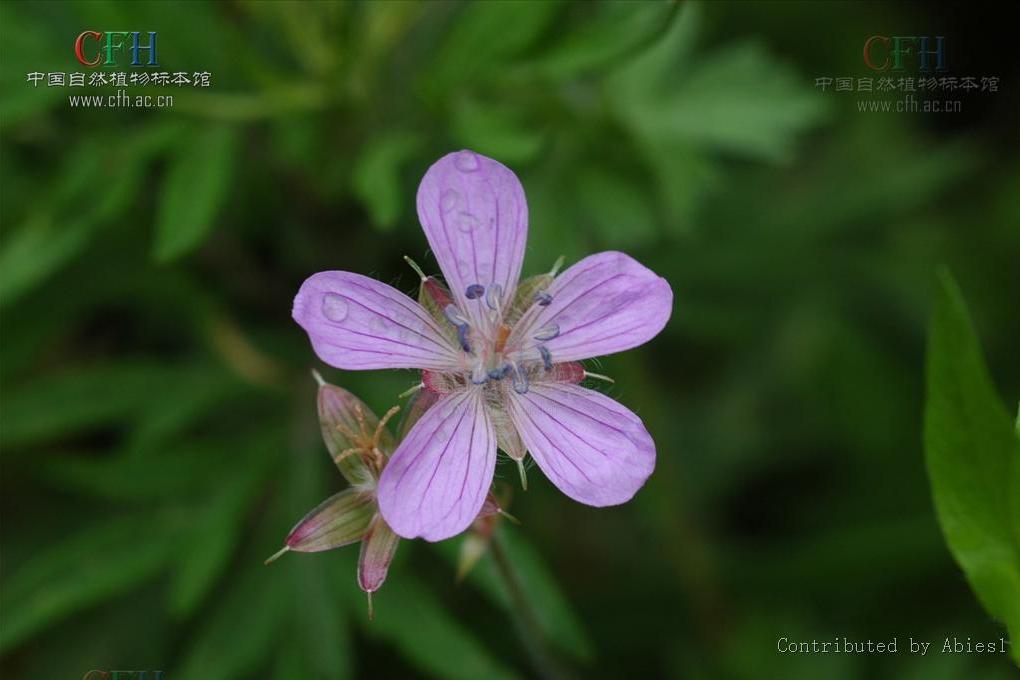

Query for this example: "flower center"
[442,283,558,394]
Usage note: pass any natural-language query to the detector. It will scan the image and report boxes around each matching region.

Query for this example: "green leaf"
[450,99,545,164]
[42,441,237,502]
[574,166,657,247]
[352,131,422,231]
[430,0,562,87]
[1,360,180,448]
[0,514,176,653]
[436,528,594,663]
[610,4,826,163]
[924,270,1020,665]
[0,214,95,307]
[361,575,519,680]
[169,447,273,617]
[527,0,676,80]
[276,548,354,680]
[0,125,174,306]
[177,564,288,680]
[153,124,238,261]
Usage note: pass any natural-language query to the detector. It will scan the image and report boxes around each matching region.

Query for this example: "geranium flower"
[293,150,673,541]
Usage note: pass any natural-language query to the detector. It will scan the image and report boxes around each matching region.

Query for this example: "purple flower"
[293,150,673,541]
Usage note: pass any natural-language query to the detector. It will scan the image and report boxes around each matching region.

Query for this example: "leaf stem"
[489,532,570,680]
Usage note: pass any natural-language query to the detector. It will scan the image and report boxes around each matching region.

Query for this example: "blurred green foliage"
[925,272,1020,664]
[1,1,1018,678]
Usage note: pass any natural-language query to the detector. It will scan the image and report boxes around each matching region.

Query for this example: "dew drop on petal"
[322,293,349,322]
[440,189,460,212]
[454,150,480,172]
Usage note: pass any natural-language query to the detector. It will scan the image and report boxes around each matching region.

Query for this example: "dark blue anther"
[538,345,553,371]
[489,363,512,380]
[465,284,485,299]
[512,364,529,394]
[534,291,553,306]
[443,304,465,326]
[457,324,472,354]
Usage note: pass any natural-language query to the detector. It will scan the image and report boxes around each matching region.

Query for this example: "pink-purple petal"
[358,514,400,593]
[416,150,528,326]
[376,388,496,541]
[293,271,461,370]
[506,382,655,507]
[512,251,673,363]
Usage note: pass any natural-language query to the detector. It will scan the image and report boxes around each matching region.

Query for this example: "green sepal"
[285,488,375,553]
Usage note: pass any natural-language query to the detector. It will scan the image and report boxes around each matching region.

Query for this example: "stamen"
[403,255,428,282]
[538,345,553,371]
[533,323,559,341]
[457,324,472,354]
[534,291,553,306]
[512,363,529,394]
[471,364,488,384]
[488,363,512,380]
[465,284,485,299]
[375,405,401,439]
[485,283,503,311]
[443,303,473,353]
[443,304,467,326]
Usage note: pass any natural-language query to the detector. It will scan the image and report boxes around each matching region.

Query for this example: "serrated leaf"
[924,271,1020,665]
[610,3,825,164]
[153,124,238,261]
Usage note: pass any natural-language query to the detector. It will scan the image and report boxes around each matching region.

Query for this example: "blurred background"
[1,1,1018,678]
